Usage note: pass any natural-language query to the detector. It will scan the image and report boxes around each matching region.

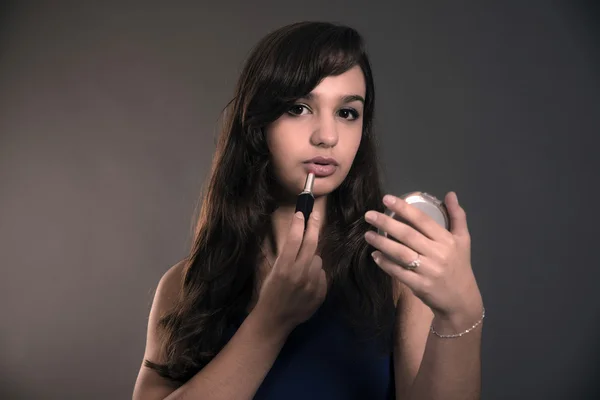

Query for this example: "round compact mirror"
[377,191,450,241]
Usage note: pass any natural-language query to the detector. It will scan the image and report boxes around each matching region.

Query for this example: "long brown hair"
[145,21,396,384]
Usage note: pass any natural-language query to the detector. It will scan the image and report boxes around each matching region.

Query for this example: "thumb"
[445,191,469,237]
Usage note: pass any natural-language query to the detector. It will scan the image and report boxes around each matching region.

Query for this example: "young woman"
[133,21,484,400]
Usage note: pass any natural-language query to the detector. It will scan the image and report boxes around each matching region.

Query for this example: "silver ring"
[404,253,421,270]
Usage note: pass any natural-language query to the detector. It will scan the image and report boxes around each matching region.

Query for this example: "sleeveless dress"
[226,297,396,399]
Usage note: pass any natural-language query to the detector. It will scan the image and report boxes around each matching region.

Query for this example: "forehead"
[309,65,366,98]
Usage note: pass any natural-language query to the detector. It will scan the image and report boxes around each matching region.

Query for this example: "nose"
[310,115,338,148]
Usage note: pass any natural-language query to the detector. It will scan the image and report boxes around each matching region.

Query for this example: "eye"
[338,108,360,120]
[287,104,310,116]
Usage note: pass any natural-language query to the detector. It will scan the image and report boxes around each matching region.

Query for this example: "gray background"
[1,1,598,399]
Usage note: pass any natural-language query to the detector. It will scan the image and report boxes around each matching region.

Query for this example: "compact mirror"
[377,191,450,241]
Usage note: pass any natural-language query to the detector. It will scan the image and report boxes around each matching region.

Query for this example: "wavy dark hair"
[145,21,396,384]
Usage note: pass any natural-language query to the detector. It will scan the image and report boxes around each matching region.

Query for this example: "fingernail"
[312,212,320,221]
[365,211,377,222]
[295,211,304,219]
[383,195,396,205]
[371,251,380,262]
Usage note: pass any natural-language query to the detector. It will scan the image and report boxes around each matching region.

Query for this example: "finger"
[365,211,433,256]
[382,194,450,242]
[296,211,321,266]
[371,251,422,291]
[278,211,306,270]
[365,230,435,273]
[316,269,327,300]
[306,255,323,283]
[445,192,470,237]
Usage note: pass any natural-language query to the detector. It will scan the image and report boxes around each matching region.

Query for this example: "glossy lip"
[304,156,339,166]
[304,163,337,177]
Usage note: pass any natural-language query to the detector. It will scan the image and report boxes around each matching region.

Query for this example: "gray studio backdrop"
[1,1,598,399]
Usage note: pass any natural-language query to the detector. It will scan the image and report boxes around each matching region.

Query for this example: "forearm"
[406,311,483,400]
[166,310,290,400]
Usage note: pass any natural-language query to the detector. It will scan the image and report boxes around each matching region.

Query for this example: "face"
[266,65,366,199]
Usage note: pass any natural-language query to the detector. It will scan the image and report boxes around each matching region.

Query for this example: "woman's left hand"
[364,192,482,319]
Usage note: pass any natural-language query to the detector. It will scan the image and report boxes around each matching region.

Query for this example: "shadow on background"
[559,3,599,398]
[0,1,16,38]
[573,313,600,399]
[0,351,34,400]
[568,0,600,68]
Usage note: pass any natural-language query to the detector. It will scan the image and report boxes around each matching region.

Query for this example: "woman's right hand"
[253,211,327,334]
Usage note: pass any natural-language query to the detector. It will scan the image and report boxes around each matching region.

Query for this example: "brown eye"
[338,108,359,120]
[288,104,309,116]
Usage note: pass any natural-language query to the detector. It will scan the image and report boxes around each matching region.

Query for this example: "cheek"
[266,119,305,161]
[341,128,363,167]
[266,123,284,159]
[268,138,295,169]
[266,129,298,175]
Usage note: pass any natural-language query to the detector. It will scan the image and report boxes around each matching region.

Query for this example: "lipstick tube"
[295,172,315,230]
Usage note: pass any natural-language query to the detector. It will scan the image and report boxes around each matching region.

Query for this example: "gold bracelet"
[430,307,485,338]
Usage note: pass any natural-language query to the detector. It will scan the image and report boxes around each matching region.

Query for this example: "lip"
[305,156,339,166]
[304,163,337,177]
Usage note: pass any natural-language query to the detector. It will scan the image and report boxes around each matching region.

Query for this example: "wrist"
[432,294,484,331]
[246,307,294,343]
[432,309,483,332]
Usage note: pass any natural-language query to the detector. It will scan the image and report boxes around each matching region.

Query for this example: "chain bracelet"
[430,307,486,339]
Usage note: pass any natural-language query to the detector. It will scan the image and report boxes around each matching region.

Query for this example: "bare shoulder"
[146,259,188,329]
[155,259,188,307]
[132,259,188,400]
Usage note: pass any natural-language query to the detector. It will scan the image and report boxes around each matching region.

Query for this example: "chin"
[307,177,343,198]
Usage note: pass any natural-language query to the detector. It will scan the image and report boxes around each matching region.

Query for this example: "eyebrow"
[300,93,365,104]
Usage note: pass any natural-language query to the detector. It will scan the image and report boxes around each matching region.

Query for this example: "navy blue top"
[226,298,395,399]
